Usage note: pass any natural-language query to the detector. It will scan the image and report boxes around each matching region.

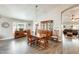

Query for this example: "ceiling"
[62,5,79,24]
[0,4,74,21]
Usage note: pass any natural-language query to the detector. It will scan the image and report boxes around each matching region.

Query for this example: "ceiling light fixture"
[35,5,38,21]
[35,5,38,8]
[71,15,79,21]
[71,15,75,21]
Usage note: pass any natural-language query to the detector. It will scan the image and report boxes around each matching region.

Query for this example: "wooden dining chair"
[37,37,48,49]
[27,34,39,46]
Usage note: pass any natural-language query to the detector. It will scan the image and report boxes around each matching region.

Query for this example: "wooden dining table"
[27,32,49,49]
[34,34,49,49]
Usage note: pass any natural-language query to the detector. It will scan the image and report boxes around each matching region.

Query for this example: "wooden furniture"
[14,29,31,39]
[26,29,31,36]
[26,30,38,46]
[26,20,53,49]
[27,35,38,46]
[38,30,53,40]
[39,20,53,40]
[27,31,49,49]
[37,37,48,49]
[14,29,27,39]
[41,20,53,31]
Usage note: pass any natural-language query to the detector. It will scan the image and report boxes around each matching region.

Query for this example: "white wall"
[0,17,13,40]
[0,17,33,40]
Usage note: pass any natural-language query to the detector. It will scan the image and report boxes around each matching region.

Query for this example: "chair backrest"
[26,29,31,35]
[38,30,53,37]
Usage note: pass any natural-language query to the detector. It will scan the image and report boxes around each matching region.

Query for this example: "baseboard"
[0,37,14,40]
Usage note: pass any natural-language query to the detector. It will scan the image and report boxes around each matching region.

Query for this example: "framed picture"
[1,22,10,28]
